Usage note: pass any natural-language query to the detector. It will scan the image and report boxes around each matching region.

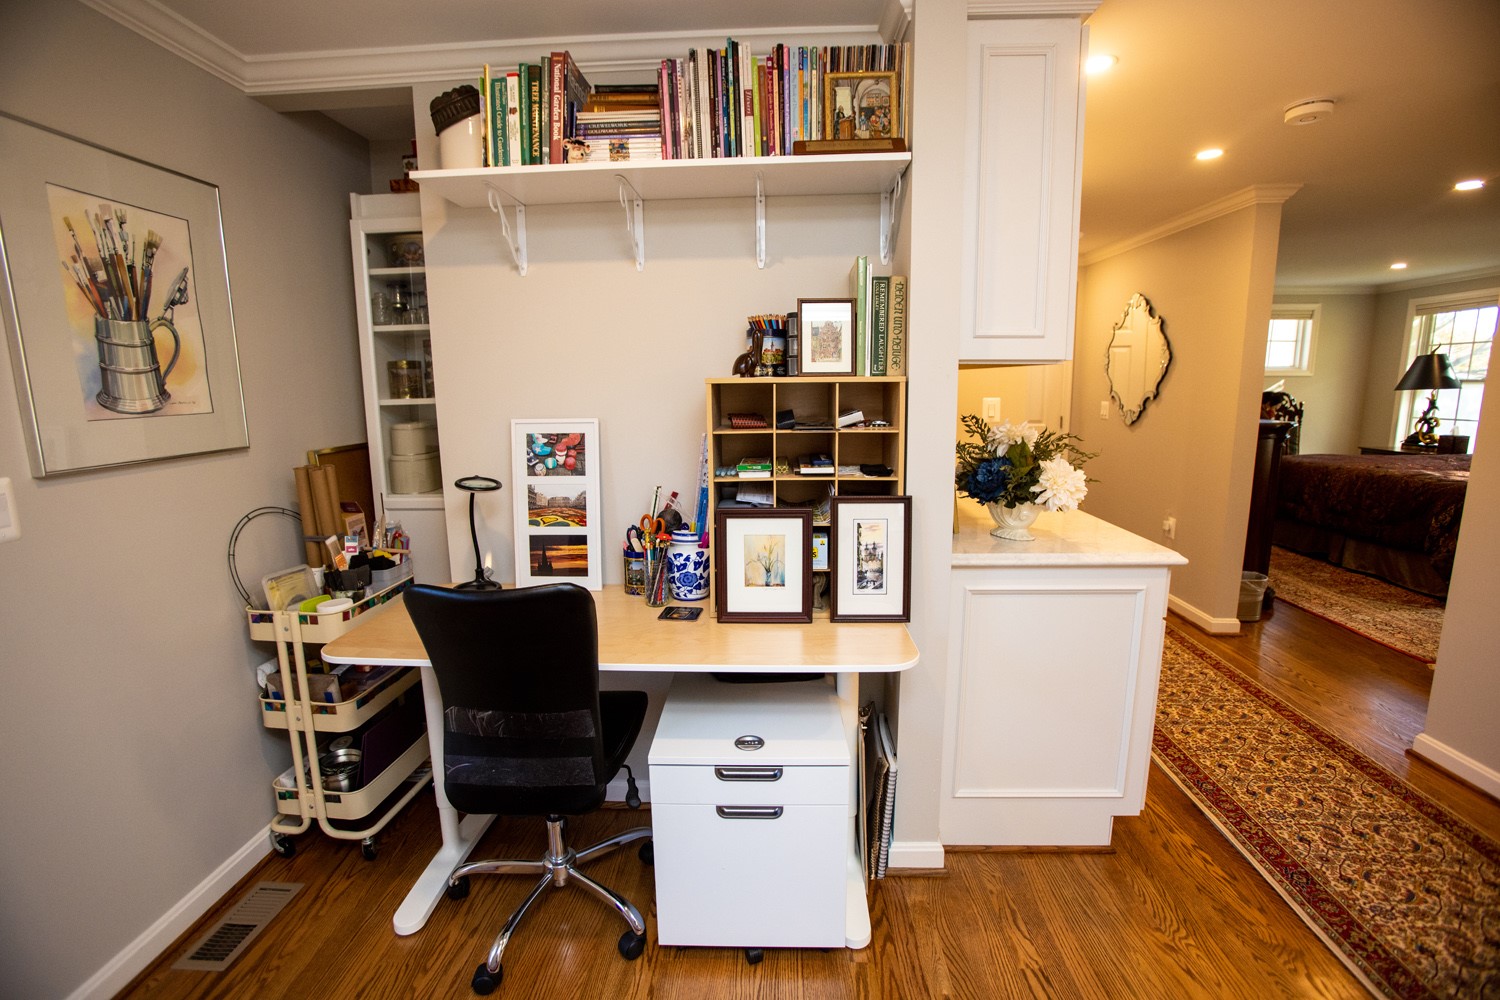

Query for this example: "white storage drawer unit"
[649,674,850,949]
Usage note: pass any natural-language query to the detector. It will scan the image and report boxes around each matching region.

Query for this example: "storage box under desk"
[649,674,850,949]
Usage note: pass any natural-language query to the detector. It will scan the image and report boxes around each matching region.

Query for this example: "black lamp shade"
[1394,353,1461,391]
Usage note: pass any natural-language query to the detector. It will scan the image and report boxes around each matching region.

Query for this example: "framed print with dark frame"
[511,418,602,590]
[829,495,911,622]
[796,298,856,376]
[714,507,813,623]
[824,71,900,141]
[0,113,247,477]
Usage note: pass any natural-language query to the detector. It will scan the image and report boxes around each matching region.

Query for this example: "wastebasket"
[1238,571,1269,622]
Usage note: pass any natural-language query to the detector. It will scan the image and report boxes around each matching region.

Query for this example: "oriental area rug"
[1153,626,1500,999]
[1267,547,1444,663]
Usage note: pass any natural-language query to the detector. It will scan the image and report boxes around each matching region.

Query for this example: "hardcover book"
[887,275,908,377]
[869,275,890,377]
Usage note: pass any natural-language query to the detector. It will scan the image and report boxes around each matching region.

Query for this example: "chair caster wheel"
[618,929,646,960]
[270,833,295,858]
[745,947,764,965]
[638,839,654,865]
[471,961,501,995]
[360,838,377,861]
[447,876,470,900]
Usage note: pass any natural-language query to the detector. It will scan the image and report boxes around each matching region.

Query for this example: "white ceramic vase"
[987,502,1042,541]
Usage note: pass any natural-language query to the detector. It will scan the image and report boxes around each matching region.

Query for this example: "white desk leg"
[393,668,497,936]
[835,672,872,950]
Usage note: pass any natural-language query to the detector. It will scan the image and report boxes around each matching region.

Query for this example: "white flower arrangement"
[956,415,1096,512]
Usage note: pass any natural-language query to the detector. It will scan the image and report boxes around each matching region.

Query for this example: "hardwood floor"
[120,601,1498,999]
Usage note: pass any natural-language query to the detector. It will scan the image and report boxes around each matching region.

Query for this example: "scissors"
[624,524,646,553]
[638,514,667,547]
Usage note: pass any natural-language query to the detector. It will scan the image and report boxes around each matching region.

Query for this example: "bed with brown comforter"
[1272,452,1469,597]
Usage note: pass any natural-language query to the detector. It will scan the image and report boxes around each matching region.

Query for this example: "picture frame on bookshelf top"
[826,71,899,142]
[797,298,857,376]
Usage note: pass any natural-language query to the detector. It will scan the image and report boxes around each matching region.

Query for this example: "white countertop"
[951,503,1188,568]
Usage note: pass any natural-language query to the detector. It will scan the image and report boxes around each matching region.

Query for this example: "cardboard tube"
[293,465,323,566]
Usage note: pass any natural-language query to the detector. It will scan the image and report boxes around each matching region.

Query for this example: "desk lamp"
[1394,353,1460,448]
[454,475,502,590]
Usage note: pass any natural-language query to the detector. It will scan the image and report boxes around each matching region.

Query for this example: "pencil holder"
[643,547,668,607]
[623,551,646,596]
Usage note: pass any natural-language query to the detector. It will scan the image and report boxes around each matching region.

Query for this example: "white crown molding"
[82,1,888,96]
[1275,266,1500,298]
[880,0,914,41]
[968,0,1101,19]
[1080,183,1304,267]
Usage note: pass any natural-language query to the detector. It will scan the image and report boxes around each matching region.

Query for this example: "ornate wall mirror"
[1106,293,1172,425]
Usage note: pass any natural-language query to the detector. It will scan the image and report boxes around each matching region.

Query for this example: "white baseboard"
[67,826,271,1000]
[887,840,945,870]
[1411,733,1500,799]
[1168,594,1241,634]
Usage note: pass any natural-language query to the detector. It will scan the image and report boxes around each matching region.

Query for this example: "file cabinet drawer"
[649,762,847,806]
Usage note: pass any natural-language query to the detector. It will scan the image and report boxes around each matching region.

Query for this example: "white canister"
[667,529,709,601]
[438,114,484,169]
[390,420,438,456]
[389,450,440,494]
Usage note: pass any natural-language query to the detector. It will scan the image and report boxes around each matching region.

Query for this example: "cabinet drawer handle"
[713,766,783,782]
[715,805,784,820]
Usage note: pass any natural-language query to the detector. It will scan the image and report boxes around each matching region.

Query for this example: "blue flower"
[968,457,1010,504]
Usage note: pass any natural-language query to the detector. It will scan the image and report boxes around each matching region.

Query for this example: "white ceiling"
[82,0,1500,291]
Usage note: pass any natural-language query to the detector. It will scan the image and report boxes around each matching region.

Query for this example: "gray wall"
[0,4,370,996]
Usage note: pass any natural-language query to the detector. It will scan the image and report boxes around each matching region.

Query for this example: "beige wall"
[1074,200,1285,628]
[0,6,370,997]
[1265,292,1375,454]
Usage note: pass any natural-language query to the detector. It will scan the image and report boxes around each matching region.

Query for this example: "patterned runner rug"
[1153,626,1500,999]
[1267,547,1444,662]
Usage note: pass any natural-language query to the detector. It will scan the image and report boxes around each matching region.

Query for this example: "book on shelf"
[564,139,662,163]
[733,483,775,506]
[736,456,773,471]
[887,274,908,377]
[837,408,865,428]
[869,274,890,376]
[798,453,835,475]
[504,73,522,167]
[521,63,543,165]
[849,255,870,375]
[793,138,908,155]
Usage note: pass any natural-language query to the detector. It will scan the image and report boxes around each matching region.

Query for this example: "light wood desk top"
[322,585,919,674]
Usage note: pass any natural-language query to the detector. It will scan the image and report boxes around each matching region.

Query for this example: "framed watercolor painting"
[714,507,813,623]
[829,495,911,622]
[0,113,247,477]
[796,298,856,376]
[511,418,602,590]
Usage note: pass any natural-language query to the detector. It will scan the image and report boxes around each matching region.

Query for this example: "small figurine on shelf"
[732,328,763,377]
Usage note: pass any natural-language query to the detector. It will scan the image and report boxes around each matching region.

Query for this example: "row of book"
[850,257,909,377]
[476,41,912,167]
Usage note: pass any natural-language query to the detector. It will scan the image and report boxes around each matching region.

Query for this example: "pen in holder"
[644,546,668,607]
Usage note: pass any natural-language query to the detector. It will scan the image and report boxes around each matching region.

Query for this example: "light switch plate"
[0,477,18,542]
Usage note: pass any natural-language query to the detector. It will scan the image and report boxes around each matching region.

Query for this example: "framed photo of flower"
[829,495,911,622]
[511,418,601,590]
[714,507,813,623]
[796,298,856,376]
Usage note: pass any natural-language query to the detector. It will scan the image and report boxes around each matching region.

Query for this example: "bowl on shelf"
[385,234,424,267]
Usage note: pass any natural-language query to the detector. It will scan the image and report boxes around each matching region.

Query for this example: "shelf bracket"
[755,172,767,269]
[485,186,528,276]
[616,176,646,271]
[879,173,903,266]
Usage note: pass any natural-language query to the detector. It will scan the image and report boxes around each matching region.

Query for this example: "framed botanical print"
[511,418,602,590]
[829,495,911,622]
[714,507,813,623]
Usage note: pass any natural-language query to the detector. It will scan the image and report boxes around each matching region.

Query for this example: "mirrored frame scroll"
[1105,293,1172,425]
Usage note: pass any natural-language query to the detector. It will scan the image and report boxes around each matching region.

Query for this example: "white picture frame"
[510,418,602,590]
[829,495,912,622]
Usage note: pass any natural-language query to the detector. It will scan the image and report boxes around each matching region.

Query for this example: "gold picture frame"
[823,71,900,141]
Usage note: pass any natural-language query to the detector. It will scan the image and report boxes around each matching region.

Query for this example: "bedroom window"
[1265,305,1318,375]
[1408,293,1496,449]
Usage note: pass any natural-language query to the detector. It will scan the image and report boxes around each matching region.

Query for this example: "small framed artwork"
[797,298,856,376]
[824,71,900,141]
[511,418,602,590]
[715,507,813,623]
[829,495,911,622]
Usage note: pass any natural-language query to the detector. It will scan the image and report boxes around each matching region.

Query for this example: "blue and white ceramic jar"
[667,528,709,601]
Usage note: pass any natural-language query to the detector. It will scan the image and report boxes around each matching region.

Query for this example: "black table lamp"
[1394,353,1460,448]
[454,475,502,590]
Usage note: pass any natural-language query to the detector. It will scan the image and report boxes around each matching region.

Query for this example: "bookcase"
[706,375,905,601]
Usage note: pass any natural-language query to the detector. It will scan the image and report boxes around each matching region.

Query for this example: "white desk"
[321,586,919,942]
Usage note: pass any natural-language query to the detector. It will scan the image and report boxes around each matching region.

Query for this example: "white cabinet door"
[959,17,1087,363]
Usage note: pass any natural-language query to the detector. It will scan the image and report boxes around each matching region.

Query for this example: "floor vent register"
[172,881,302,972]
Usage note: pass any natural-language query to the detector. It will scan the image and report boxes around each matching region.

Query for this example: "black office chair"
[405,582,653,995]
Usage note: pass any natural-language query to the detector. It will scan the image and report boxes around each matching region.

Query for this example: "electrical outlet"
[1162,516,1176,539]
[982,396,1001,423]
[0,478,18,543]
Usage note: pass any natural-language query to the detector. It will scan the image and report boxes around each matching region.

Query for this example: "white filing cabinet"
[649,674,850,949]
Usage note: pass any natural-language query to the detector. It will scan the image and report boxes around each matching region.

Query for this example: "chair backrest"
[404,582,609,816]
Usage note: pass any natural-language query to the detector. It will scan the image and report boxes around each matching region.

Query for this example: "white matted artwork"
[511,418,602,590]
[714,507,813,623]
[829,495,911,622]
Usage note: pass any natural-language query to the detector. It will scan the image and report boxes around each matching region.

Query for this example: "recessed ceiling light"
[1455,179,1485,191]
[1390,262,1408,270]
[1085,54,1117,75]
[1195,148,1224,161]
